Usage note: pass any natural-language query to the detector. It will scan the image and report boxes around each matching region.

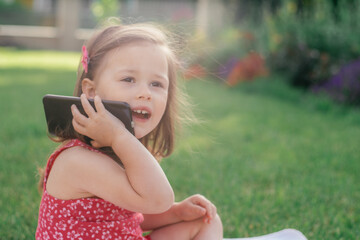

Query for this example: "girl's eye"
[121,77,134,83]
[151,81,163,88]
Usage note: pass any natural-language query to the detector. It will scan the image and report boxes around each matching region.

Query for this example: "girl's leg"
[150,214,223,240]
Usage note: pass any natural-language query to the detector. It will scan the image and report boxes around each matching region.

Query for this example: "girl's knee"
[211,214,223,234]
[197,214,223,239]
[200,213,222,228]
[214,213,222,225]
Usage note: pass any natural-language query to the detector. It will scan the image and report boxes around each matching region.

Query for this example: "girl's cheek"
[155,90,168,101]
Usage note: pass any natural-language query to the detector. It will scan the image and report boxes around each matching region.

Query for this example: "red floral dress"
[36,139,151,240]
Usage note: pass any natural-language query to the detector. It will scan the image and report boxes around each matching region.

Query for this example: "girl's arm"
[69,95,174,214]
[142,204,181,230]
[141,194,217,231]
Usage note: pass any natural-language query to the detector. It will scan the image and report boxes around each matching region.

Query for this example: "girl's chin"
[134,129,151,139]
[135,133,144,139]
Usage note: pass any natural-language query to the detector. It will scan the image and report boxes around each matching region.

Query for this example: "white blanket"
[223,229,307,240]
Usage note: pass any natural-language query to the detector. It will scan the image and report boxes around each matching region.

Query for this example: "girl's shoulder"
[46,139,114,199]
[55,139,112,171]
[55,139,109,162]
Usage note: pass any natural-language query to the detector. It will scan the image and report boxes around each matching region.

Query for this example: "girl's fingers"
[193,195,216,223]
[208,203,216,217]
[80,94,96,118]
[207,204,217,223]
[72,118,86,135]
[195,196,213,215]
[94,95,106,114]
[71,104,89,126]
[192,204,206,216]
[212,204,217,217]
[205,205,213,222]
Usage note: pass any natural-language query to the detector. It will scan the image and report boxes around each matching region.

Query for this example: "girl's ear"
[82,78,96,98]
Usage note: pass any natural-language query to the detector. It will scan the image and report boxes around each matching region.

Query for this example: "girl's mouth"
[132,109,151,120]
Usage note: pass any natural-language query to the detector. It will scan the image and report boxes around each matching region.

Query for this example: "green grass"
[1,48,359,239]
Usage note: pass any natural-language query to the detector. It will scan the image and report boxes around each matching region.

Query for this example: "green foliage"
[0,0,56,26]
[258,0,360,87]
[205,0,360,105]
[0,0,24,10]
[1,48,360,239]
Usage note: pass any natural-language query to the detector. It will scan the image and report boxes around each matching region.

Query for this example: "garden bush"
[267,33,336,89]
[260,0,360,103]
[196,0,360,106]
[0,0,55,26]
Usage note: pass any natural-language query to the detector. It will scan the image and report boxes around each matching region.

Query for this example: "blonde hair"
[69,22,187,152]
[76,23,182,158]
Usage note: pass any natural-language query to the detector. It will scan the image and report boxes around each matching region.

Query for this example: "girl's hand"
[173,194,217,224]
[71,94,127,148]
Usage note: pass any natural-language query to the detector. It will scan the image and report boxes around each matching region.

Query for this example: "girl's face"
[83,42,169,139]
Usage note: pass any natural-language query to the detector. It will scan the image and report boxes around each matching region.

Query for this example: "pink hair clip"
[81,45,89,73]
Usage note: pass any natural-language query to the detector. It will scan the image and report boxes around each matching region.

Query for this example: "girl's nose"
[136,84,151,101]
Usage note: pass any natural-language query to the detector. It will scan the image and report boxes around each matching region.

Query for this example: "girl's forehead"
[111,41,165,56]
[95,42,169,79]
[108,43,167,65]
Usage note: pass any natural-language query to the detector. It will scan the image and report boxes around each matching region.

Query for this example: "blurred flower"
[220,52,268,87]
[313,58,360,105]
[218,57,238,79]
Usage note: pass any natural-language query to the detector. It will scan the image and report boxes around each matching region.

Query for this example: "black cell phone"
[43,94,134,136]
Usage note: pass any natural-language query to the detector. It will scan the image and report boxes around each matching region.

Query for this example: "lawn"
[0,48,359,239]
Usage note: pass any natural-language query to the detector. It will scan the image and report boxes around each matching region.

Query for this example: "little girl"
[36,22,223,240]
